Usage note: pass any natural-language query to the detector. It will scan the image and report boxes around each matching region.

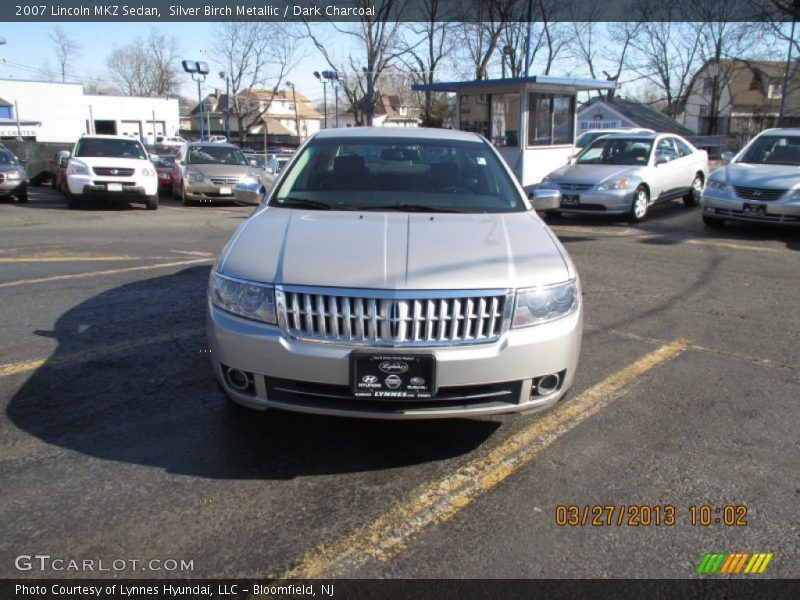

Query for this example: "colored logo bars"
[697,552,773,574]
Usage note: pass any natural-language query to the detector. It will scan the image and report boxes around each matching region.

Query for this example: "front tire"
[629,186,649,223]
[683,173,703,206]
[16,185,28,202]
[67,192,82,209]
[145,194,158,210]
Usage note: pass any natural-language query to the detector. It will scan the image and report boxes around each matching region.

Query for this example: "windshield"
[576,138,653,166]
[187,145,248,166]
[270,137,525,213]
[74,138,147,160]
[246,155,266,168]
[157,156,176,168]
[738,135,800,166]
[0,150,19,165]
[576,131,614,149]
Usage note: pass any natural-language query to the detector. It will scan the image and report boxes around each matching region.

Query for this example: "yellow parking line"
[0,327,205,378]
[685,239,781,253]
[0,258,213,289]
[0,256,135,263]
[276,338,689,579]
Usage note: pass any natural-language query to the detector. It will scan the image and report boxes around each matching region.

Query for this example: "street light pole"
[285,81,301,144]
[182,60,210,141]
[314,71,328,129]
[778,9,797,127]
[219,71,231,141]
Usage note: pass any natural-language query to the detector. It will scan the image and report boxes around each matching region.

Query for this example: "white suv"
[66,135,159,210]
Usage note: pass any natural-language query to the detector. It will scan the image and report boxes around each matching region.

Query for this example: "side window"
[674,138,694,157]
[656,138,678,162]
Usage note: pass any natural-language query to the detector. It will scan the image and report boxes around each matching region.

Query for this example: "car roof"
[185,141,240,148]
[79,134,144,142]
[313,127,484,143]
[757,128,800,136]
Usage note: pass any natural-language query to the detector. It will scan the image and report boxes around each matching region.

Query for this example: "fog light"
[536,373,560,395]
[225,367,252,392]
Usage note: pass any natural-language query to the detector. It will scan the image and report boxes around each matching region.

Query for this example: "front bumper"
[68,175,157,197]
[540,187,634,215]
[185,181,241,202]
[0,179,25,195]
[207,301,583,419]
[702,190,800,226]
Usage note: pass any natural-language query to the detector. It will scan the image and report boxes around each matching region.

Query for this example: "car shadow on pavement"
[6,266,499,480]
[698,221,800,252]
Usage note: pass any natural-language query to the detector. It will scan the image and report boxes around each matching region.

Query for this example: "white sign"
[0,128,37,138]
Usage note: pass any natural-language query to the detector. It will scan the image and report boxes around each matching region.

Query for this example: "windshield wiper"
[273,197,332,210]
[353,203,465,213]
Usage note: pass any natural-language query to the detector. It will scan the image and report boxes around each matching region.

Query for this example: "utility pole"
[286,81,301,143]
[778,6,797,127]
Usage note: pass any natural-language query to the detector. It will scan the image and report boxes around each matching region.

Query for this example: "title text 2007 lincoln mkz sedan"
[207,128,582,419]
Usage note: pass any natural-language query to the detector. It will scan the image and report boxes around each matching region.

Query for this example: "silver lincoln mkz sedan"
[207,128,582,419]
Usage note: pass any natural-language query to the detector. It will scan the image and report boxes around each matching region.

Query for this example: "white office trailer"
[412,76,615,190]
[0,79,180,144]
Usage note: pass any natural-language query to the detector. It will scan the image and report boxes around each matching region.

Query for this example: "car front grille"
[734,186,787,201]
[210,177,239,186]
[277,286,511,346]
[93,167,135,177]
[559,183,594,191]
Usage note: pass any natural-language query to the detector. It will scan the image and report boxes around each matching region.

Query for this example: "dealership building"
[0,79,180,144]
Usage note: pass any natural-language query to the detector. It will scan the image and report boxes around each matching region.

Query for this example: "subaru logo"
[384,374,402,389]
[361,375,378,384]
[379,361,409,374]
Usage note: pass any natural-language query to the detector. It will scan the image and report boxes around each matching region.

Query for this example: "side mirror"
[655,156,669,166]
[721,151,734,163]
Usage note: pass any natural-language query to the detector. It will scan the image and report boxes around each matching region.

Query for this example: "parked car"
[701,128,800,227]
[244,153,266,169]
[207,135,228,143]
[173,142,262,205]
[156,136,187,148]
[65,134,159,210]
[207,127,582,418]
[265,156,290,176]
[535,132,708,222]
[0,147,29,202]
[154,155,176,196]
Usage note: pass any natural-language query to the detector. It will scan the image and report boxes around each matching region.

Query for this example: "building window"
[699,105,708,117]
[767,83,782,99]
[702,78,714,95]
[459,94,490,137]
[490,93,520,147]
[527,92,575,146]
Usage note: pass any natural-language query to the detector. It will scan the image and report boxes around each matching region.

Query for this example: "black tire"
[702,214,724,228]
[628,186,650,223]
[145,194,158,210]
[180,185,193,206]
[16,185,28,202]
[683,173,704,206]
[544,209,561,218]
[67,193,82,209]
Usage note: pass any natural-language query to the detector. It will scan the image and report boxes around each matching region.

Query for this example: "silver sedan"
[702,128,800,227]
[535,133,708,222]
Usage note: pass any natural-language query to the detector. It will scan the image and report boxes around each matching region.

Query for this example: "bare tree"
[305,0,408,125]
[497,0,568,77]
[106,28,182,97]
[455,0,518,80]
[49,26,80,82]
[212,22,300,143]
[399,1,455,126]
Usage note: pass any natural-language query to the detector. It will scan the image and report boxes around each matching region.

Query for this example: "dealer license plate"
[561,194,580,206]
[106,183,122,192]
[220,186,232,195]
[742,203,766,216]
[351,354,435,399]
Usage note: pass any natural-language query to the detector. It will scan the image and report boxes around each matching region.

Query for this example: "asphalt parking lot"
[1,187,798,580]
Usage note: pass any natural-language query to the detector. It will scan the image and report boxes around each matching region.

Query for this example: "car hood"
[0,164,24,172]
[219,209,571,290]
[188,164,253,178]
[720,163,800,189]
[72,157,149,167]
[548,163,641,184]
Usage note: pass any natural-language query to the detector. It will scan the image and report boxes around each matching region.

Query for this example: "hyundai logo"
[384,374,402,389]
[379,361,409,374]
[361,375,378,384]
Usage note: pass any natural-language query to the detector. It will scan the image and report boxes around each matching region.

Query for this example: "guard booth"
[412,76,615,191]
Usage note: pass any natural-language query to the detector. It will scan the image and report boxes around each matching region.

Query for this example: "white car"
[66,135,159,210]
[156,136,187,148]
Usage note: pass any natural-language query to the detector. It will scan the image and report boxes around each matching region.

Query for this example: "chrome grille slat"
[281,287,509,347]
[734,186,787,201]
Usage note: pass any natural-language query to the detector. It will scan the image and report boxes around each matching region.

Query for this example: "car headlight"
[158,172,170,180]
[5,170,21,180]
[597,178,629,191]
[239,175,258,185]
[186,167,206,183]
[538,177,559,190]
[210,273,277,324]
[68,161,89,176]
[789,189,800,201]
[705,179,729,192]
[141,167,155,176]
[513,281,579,328]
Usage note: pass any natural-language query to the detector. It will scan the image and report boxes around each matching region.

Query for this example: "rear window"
[75,138,147,160]
[271,137,525,213]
